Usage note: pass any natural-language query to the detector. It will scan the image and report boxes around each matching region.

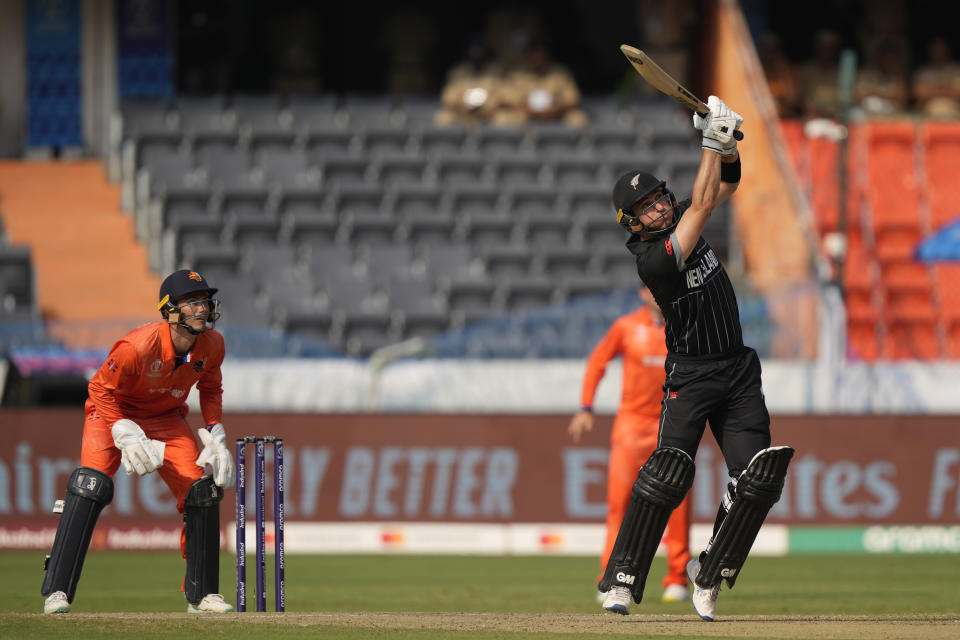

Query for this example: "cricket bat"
[620,44,743,140]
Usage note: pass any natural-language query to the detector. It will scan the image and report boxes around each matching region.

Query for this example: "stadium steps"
[0,161,158,347]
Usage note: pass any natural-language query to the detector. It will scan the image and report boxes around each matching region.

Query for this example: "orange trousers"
[81,408,204,559]
[600,412,691,588]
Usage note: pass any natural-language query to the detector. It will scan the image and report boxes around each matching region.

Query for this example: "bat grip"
[696,108,744,140]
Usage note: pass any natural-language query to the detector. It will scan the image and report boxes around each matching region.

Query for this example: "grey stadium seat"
[285,211,339,247]
[167,216,223,265]
[279,190,329,217]
[565,185,611,218]
[493,156,546,187]
[220,186,270,218]
[228,212,281,249]
[362,126,410,155]
[391,185,443,217]
[531,123,583,155]
[521,212,570,247]
[433,153,488,187]
[335,185,385,217]
[357,243,414,278]
[480,245,535,280]
[559,273,616,301]
[307,127,355,157]
[307,244,354,278]
[475,127,527,155]
[0,246,34,308]
[344,212,396,246]
[322,270,381,315]
[499,275,556,312]
[443,276,497,313]
[552,156,602,186]
[580,216,630,248]
[400,212,455,247]
[338,309,398,356]
[539,247,593,278]
[182,245,241,280]
[596,247,640,285]
[463,214,515,247]
[449,185,501,217]
[588,126,640,155]
[376,154,427,186]
[419,126,466,154]
[509,185,559,216]
[320,155,370,187]
[421,242,478,280]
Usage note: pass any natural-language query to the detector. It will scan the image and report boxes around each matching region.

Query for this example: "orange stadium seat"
[927,187,960,230]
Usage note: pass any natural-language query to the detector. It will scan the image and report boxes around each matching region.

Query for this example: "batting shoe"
[601,585,632,615]
[686,557,720,621]
[43,591,70,614]
[187,593,234,613]
[661,583,690,602]
[596,589,607,604]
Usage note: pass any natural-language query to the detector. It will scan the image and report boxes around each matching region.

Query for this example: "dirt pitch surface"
[15,612,960,639]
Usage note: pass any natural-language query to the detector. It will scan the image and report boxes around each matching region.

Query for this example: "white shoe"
[686,558,719,621]
[43,591,70,614]
[187,593,234,613]
[661,583,690,602]
[601,585,631,615]
[596,589,607,604]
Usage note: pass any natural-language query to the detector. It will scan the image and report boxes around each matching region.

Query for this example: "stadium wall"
[2,409,959,553]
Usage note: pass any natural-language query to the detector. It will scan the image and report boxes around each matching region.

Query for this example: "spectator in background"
[497,37,588,127]
[800,30,841,119]
[855,39,910,115]
[913,37,960,117]
[435,37,507,126]
[757,33,801,118]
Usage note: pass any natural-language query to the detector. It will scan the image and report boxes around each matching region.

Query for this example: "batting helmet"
[611,170,679,236]
[158,269,221,334]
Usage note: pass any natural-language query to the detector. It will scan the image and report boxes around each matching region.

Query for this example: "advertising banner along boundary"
[2,410,959,553]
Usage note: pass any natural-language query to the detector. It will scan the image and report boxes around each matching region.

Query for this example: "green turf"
[1,551,957,638]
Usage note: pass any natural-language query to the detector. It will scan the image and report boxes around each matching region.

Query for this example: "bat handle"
[733,130,744,141]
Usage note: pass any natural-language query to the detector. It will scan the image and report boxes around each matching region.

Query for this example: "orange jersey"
[85,321,225,427]
[580,307,666,417]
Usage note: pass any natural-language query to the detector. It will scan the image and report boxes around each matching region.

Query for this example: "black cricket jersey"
[625,200,743,358]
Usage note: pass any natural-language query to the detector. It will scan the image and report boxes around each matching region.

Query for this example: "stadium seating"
[120,94,745,357]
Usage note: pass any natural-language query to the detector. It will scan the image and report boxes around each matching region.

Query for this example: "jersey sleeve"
[636,233,686,283]
[579,318,625,408]
[87,340,139,427]
[197,333,225,425]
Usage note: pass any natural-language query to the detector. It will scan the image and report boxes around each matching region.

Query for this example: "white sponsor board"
[209,358,960,414]
[227,522,788,556]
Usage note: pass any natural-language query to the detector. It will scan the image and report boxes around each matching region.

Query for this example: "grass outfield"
[0,551,958,639]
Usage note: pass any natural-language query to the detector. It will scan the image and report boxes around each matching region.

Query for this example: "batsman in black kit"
[596,96,794,621]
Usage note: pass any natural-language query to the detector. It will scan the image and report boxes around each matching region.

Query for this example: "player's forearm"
[716,150,741,205]
[675,150,721,254]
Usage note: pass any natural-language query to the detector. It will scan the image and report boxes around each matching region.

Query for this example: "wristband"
[720,156,741,183]
[580,406,593,413]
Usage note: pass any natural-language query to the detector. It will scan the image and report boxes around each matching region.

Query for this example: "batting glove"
[195,423,236,489]
[693,95,743,156]
[112,419,165,476]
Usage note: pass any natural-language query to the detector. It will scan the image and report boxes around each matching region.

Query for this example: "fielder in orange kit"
[569,287,691,603]
[41,270,236,614]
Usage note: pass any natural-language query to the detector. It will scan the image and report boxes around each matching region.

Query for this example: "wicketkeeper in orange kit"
[569,287,691,603]
[41,269,236,614]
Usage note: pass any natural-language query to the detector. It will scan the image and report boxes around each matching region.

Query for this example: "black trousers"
[658,346,771,477]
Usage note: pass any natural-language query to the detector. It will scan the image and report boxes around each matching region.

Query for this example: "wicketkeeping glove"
[195,423,236,489]
[693,95,743,156]
[111,418,165,476]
